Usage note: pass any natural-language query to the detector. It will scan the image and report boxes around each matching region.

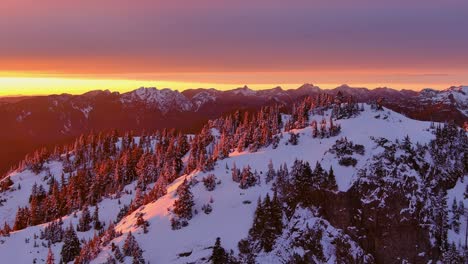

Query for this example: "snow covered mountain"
[0,84,466,205]
[0,95,466,263]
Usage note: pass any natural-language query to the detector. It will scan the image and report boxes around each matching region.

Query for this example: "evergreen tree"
[265,159,276,184]
[291,160,313,204]
[202,174,217,191]
[211,237,228,264]
[327,166,338,191]
[77,205,92,232]
[239,166,257,189]
[136,213,149,233]
[2,222,11,236]
[61,224,81,263]
[231,162,241,183]
[93,205,102,230]
[122,231,144,263]
[173,179,195,220]
[46,247,55,264]
[114,246,124,263]
[434,190,449,252]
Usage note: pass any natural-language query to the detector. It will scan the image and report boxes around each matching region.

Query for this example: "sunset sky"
[1,0,467,96]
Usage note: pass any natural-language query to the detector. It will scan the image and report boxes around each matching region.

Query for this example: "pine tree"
[231,162,241,183]
[77,205,92,232]
[434,190,449,252]
[114,246,124,262]
[61,224,81,263]
[123,231,137,256]
[265,159,276,184]
[122,231,144,263]
[327,166,338,191]
[93,205,102,230]
[202,174,217,191]
[291,160,313,204]
[173,179,194,220]
[136,213,149,233]
[46,247,55,264]
[239,166,257,189]
[1,221,11,236]
[211,237,228,264]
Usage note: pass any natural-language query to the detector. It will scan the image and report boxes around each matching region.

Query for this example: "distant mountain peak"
[231,85,257,96]
[121,86,192,113]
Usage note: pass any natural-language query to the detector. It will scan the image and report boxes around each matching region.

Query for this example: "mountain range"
[0,84,466,177]
[0,95,466,263]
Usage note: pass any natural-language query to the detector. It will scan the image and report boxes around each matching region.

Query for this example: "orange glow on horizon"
[0,70,465,97]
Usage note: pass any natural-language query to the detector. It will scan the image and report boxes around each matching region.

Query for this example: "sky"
[0,0,467,96]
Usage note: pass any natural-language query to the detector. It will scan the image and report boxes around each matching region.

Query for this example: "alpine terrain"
[0,93,466,263]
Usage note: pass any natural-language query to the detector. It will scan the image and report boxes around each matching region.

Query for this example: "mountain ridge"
[0,98,466,263]
[0,84,466,177]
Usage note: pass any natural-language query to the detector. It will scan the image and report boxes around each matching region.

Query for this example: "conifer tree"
[114,246,124,263]
[211,237,228,264]
[122,231,144,263]
[265,160,276,184]
[291,160,313,204]
[327,166,338,191]
[93,205,102,230]
[77,205,92,232]
[239,166,257,189]
[173,179,194,220]
[231,162,241,183]
[61,224,81,263]
[46,247,55,264]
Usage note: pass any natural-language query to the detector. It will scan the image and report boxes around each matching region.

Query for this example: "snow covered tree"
[202,174,217,191]
[450,197,461,234]
[239,193,283,260]
[46,247,55,264]
[239,166,257,189]
[288,132,298,145]
[291,160,313,204]
[136,213,149,233]
[327,166,338,191]
[40,219,64,244]
[265,159,276,184]
[443,242,463,263]
[231,162,241,183]
[77,205,92,232]
[172,178,194,227]
[113,246,124,263]
[211,237,228,264]
[122,231,144,263]
[61,224,81,263]
[93,205,102,230]
[13,206,30,231]
[433,190,449,252]
[1,222,11,236]
[202,203,213,214]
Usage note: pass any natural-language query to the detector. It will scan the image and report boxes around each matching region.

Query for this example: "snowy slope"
[0,105,457,264]
[90,105,437,263]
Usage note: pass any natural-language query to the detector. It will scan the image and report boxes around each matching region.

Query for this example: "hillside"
[0,96,466,263]
[1,85,467,178]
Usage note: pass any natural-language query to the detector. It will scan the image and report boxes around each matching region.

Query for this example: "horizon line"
[1,83,465,98]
